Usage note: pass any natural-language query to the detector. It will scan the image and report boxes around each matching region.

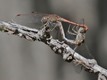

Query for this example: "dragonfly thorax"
[41,14,61,24]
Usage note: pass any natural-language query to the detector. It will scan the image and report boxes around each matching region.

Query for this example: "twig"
[0,21,107,80]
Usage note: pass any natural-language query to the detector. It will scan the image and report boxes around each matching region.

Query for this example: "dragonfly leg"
[67,24,77,35]
[49,24,58,32]
[50,26,57,31]
[43,21,58,32]
[39,21,50,29]
[72,25,78,34]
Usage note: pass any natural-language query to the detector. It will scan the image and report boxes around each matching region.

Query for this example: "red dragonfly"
[14,12,88,32]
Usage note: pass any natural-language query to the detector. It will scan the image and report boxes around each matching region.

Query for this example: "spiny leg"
[72,25,78,34]
[39,20,54,29]
[49,23,58,32]
[39,22,49,29]
[67,24,77,35]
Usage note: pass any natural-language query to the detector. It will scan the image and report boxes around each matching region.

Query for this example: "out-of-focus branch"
[0,21,107,80]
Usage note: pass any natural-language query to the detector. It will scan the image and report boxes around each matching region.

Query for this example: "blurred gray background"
[0,0,106,80]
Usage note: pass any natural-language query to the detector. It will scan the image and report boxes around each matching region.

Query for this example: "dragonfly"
[14,12,90,55]
[67,22,94,73]
[13,12,88,32]
[14,12,91,57]
[14,12,94,69]
[67,20,94,59]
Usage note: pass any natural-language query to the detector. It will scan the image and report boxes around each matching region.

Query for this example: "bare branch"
[0,21,107,80]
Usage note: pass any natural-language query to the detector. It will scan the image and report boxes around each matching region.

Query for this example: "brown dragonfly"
[14,12,94,59]
[14,12,88,32]
[67,19,94,59]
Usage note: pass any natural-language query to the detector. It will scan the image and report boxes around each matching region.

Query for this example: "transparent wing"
[13,12,49,28]
[72,42,94,73]
[75,42,94,59]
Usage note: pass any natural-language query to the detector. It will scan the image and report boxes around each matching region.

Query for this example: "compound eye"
[80,29,85,33]
[41,17,48,23]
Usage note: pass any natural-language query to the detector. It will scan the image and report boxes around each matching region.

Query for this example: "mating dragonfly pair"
[13,12,93,58]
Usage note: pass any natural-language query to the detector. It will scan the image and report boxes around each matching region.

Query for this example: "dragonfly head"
[76,27,86,46]
[41,16,49,24]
